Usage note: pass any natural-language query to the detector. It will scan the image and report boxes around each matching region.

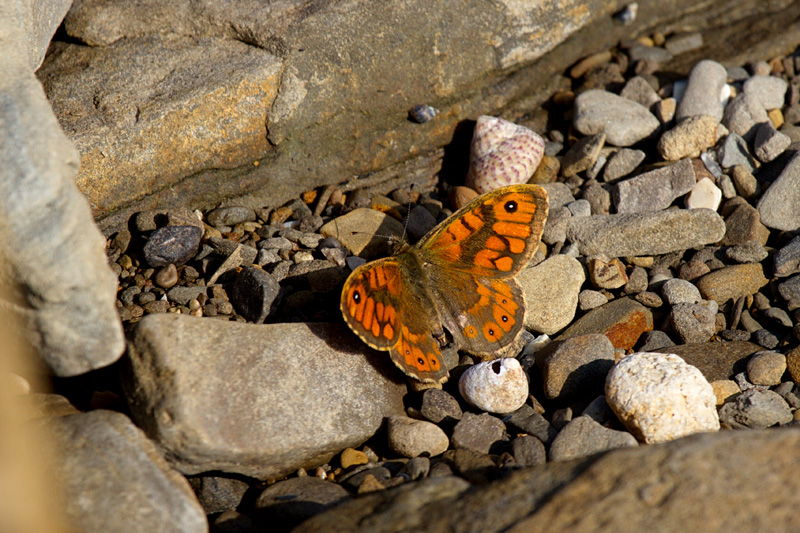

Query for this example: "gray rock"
[670,301,718,344]
[566,209,726,257]
[143,225,203,267]
[752,329,779,349]
[743,75,788,110]
[451,412,506,454]
[387,416,449,458]
[578,289,609,311]
[725,240,768,263]
[519,255,584,335]
[541,206,571,245]
[0,40,124,376]
[561,133,605,177]
[573,90,660,146]
[603,148,645,181]
[254,477,350,530]
[620,76,661,108]
[206,206,256,226]
[613,158,696,213]
[718,132,757,171]
[675,59,728,122]
[541,334,616,400]
[661,278,702,305]
[122,315,406,479]
[754,121,791,162]
[188,475,250,514]
[511,435,546,467]
[718,389,793,428]
[760,307,793,329]
[566,199,591,217]
[503,404,557,445]
[42,410,207,533]
[774,236,800,277]
[722,92,768,141]
[664,32,703,55]
[167,285,210,306]
[636,330,675,352]
[540,182,576,210]
[420,388,462,424]
[230,266,281,323]
[757,151,800,231]
[548,416,637,461]
[778,274,800,302]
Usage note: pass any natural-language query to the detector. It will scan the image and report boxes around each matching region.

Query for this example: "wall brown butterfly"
[340,184,549,383]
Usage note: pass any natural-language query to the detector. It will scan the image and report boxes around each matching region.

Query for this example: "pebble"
[605,352,720,443]
[511,435,546,467]
[743,75,788,110]
[718,132,756,171]
[774,236,800,277]
[404,205,437,241]
[548,416,637,461]
[464,116,545,194]
[603,148,645,181]
[695,263,769,304]
[541,206,571,244]
[340,448,369,469]
[661,278,702,305]
[587,256,628,289]
[448,186,479,210]
[613,158,696,213]
[620,76,661,108]
[722,92,768,141]
[458,358,528,414]
[752,329,779,349]
[386,415,449,458]
[566,199,592,218]
[725,240,768,263]
[519,254,584,335]
[557,297,653,351]
[756,152,800,231]
[504,404,557,444]
[399,456,430,480]
[579,290,609,311]
[567,209,726,257]
[760,307,792,329]
[746,351,787,386]
[142,225,203,267]
[623,265,648,294]
[718,389,793,428]
[206,206,256,227]
[540,334,615,400]
[685,177,722,210]
[573,90,660,146]
[255,477,350,529]
[419,388,462,424]
[665,32,703,55]
[786,346,800,382]
[711,379,741,405]
[657,114,718,160]
[778,274,800,301]
[753,121,790,162]
[561,133,605,177]
[670,301,718,344]
[720,202,770,246]
[635,291,664,308]
[636,330,674,351]
[450,412,506,454]
[154,263,179,289]
[320,208,404,258]
[409,104,438,123]
[675,59,728,122]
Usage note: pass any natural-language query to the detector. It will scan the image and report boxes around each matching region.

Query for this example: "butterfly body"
[341,184,549,383]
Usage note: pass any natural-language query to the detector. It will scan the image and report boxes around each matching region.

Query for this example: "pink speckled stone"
[465,116,545,194]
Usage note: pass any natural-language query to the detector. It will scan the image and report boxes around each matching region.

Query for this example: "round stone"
[458,358,528,414]
[746,351,788,386]
[605,352,720,443]
[386,416,448,458]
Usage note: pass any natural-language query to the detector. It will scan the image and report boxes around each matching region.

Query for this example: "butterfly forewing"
[419,185,549,278]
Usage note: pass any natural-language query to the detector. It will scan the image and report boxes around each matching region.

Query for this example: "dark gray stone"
[718,389,793,428]
[143,225,203,267]
[230,266,281,323]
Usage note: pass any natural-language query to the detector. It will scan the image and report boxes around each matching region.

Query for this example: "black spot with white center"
[504,200,518,213]
[353,290,361,303]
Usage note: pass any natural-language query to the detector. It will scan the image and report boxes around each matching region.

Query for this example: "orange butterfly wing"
[418,184,549,355]
[340,257,449,383]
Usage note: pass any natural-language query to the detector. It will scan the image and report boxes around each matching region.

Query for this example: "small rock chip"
[605,352,720,443]
[710,379,740,405]
[685,177,722,211]
[419,388,462,424]
[548,416,637,462]
[669,301,718,344]
[340,448,369,469]
[458,358,528,414]
[230,266,281,323]
[143,225,203,267]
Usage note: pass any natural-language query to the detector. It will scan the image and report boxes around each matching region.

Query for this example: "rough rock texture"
[296,429,800,533]
[33,0,800,229]
[42,410,207,533]
[0,0,125,376]
[122,315,407,479]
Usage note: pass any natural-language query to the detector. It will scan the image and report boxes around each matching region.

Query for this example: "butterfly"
[340,184,549,383]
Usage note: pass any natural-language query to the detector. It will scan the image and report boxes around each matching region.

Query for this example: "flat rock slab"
[656,341,762,382]
[296,428,800,532]
[556,297,653,351]
[42,410,207,533]
[123,314,407,479]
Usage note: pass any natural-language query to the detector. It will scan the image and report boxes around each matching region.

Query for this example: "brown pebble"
[142,300,169,314]
[448,186,479,210]
[786,346,800,383]
[357,474,385,494]
[588,256,629,289]
[340,448,369,469]
[314,467,327,480]
[154,264,179,289]
[270,206,294,225]
[301,189,317,204]
[570,51,613,78]
[529,155,560,184]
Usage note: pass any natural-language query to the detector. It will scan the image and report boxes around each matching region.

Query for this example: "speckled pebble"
[757,152,800,231]
[603,148,646,181]
[419,389,462,424]
[458,358,528,414]
[561,134,605,177]
[154,264,179,289]
[548,416,637,461]
[670,301,718,344]
[753,121,790,162]
[605,352,720,443]
[613,158,696,213]
[657,114,718,160]
[746,351,787,386]
[450,412,506,454]
[579,289,609,311]
[573,90,660,146]
[588,256,628,289]
[718,388,793,428]
[774,236,800,277]
[675,59,728,122]
[661,278,702,305]
[742,74,788,110]
[143,225,203,267]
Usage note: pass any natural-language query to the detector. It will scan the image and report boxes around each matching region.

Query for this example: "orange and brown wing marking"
[390,324,448,383]
[340,258,403,350]
[419,184,549,278]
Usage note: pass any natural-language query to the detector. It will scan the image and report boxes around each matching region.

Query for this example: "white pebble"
[605,352,720,444]
[459,358,528,414]
[685,177,722,211]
